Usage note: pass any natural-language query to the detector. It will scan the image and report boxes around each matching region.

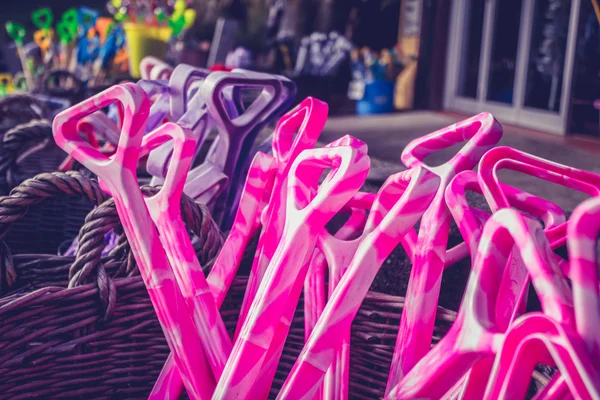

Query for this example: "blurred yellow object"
[123,23,172,78]
[34,28,54,57]
[0,74,14,93]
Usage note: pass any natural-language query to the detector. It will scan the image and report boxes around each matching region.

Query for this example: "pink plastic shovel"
[53,83,215,400]
[135,123,233,384]
[140,56,173,80]
[568,196,600,366]
[150,151,277,399]
[386,113,503,393]
[278,166,441,399]
[443,170,569,399]
[524,197,600,400]
[250,136,371,400]
[303,203,369,400]
[234,97,327,340]
[483,313,600,400]
[478,146,600,248]
[386,208,574,399]
[214,144,371,398]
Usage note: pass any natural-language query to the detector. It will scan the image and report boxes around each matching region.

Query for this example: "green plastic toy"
[5,21,27,46]
[110,0,126,22]
[61,9,79,33]
[32,8,53,32]
[168,0,196,37]
[57,21,75,45]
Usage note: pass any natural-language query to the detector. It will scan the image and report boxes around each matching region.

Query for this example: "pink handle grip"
[53,83,149,177]
[401,112,503,171]
[150,152,277,400]
[483,314,600,400]
[478,146,600,247]
[387,209,573,399]
[387,113,503,392]
[140,56,172,80]
[272,98,328,167]
[215,145,370,398]
[234,97,328,340]
[53,83,215,400]
[279,167,441,400]
[444,170,570,398]
[141,123,233,382]
[254,136,371,399]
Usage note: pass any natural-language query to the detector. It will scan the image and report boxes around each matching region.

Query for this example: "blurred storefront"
[425,0,599,137]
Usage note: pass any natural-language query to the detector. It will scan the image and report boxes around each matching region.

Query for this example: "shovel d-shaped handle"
[389,209,573,400]
[484,314,600,400]
[201,71,283,136]
[272,96,328,168]
[77,7,99,33]
[215,145,370,398]
[169,64,211,121]
[53,83,150,187]
[140,56,172,80]
[32,8,53,31]
[140,122,197,209]
[479,146,600,246]
[6,21,26,45]
[446,170,566,255]
[230,68,297,116]
[401,112,502,172]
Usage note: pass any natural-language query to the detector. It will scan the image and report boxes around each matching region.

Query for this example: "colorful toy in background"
[294,31,354,77]
[107,0,196,78]
[348,46,404,115]
[1,1,198,95]
[3,7,130,95]
[0,74,14,97]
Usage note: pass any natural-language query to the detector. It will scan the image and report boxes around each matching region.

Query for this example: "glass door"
[444,0,581,135]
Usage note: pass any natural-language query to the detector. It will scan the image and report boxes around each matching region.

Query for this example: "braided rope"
[0,120,54,188]
[0,172,107,293]
[69,186,225,319]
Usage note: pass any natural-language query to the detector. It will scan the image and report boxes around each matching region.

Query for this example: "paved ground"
[320,111,600,213]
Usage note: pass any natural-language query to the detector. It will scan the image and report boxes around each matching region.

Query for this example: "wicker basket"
[0,120,70,195]
[36,69,84,104]
[0,177,225,399]
[0,94,49,136]
[0,174,458,399]
[0,174,552,398]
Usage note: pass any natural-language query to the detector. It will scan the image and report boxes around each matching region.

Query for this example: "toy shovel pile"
[52,75,600,399]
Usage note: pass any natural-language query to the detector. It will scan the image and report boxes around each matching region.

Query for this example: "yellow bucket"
[123,23,172,78]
